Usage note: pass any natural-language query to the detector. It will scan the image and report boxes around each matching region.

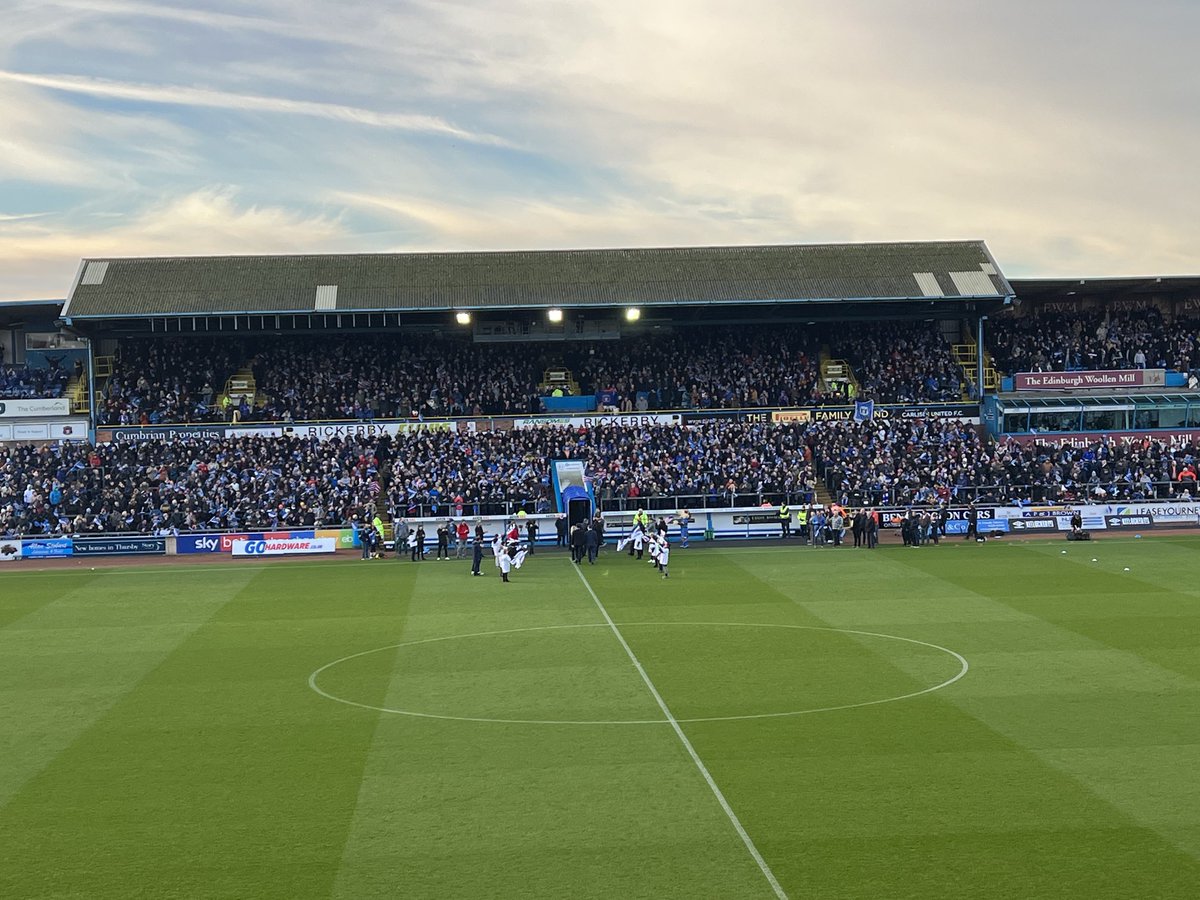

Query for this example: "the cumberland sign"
[0,398,71,418]
[1014,369,1165,391]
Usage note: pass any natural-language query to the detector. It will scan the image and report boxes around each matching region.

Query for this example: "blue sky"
[1,0,1197,300]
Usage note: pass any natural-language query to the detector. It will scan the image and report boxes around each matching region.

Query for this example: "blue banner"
[176,534,223,554]
[22,538,73,558]
[854,399,875,422]
[945,519,1009,535]
[72,537,166,556]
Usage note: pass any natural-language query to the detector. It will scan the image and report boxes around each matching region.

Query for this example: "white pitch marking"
[309,623,968,724]
[572,564,790,900]
[309,623,671,725]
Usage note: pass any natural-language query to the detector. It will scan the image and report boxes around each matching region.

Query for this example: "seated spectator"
[0,365,70,399]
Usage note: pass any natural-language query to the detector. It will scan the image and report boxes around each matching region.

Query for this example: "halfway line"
[571,563,789,900]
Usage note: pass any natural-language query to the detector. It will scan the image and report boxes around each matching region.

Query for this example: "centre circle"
[308,623,968,725]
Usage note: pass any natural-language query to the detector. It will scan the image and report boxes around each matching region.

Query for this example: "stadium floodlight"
[547,308,564,323]
[625,307,641,321]
[455,311,471,325]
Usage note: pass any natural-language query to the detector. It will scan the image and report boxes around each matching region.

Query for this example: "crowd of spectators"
[987,306,1200,375]
[94,323,969,427]
[0,365,69,399]
[96,339,243,426]
[833,322,964,402]
[250,335,542,420]
[5,414,1200,536]
[813,417,1200,507]
[384,421,819,517]
[0,435,380,536]
[573,326,827,410]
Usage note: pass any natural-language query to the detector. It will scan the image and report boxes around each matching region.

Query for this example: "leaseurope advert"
[230,537,336,557]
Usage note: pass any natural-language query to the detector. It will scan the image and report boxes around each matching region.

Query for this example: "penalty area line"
[571,563,788,900]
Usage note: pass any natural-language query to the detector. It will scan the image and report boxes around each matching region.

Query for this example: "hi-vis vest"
[796,509,808,525]
[779,504,790,520]
[634,509,649,527]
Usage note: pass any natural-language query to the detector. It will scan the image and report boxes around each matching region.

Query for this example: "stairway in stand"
[374,461,393,543]
[218,367,263,419]
[813,481,836,508]
[951,340,1000,396]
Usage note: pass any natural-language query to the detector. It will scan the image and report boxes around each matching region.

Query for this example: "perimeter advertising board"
[21,538,73,558]
[0,418,88,442]
[72,537,166,556]
[513,413,682,429]
[0,398,71,417]
[176,534,223,554]
[770,404,979,425]
[102,421,454,443]
[219,531,315,552]
[230,538,335,557]
[1013,369,1165,391]
[1003,429,1200,450]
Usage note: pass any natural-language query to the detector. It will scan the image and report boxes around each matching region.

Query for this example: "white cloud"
[0,188,350,300]
[0,70,510,145]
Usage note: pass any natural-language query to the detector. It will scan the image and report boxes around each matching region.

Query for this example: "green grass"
[2,538,1200,898]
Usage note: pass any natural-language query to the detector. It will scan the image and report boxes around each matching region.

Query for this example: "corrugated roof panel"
[80,261,108,285]
[314,285,337,310]
[915,272,945,297]
[950,270,998,296]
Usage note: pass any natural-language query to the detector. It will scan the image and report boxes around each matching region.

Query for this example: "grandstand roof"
[62,241,1012,321]
[1012,275,1200,301]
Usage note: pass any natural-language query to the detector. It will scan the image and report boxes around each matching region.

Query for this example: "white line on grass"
[572,564,789,900]
[308,622,968,725]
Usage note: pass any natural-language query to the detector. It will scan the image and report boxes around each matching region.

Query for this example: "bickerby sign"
[1013,369,1165,391]
[513,413,683,429]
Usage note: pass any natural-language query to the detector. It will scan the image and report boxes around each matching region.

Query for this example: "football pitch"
[3,538,1200,899]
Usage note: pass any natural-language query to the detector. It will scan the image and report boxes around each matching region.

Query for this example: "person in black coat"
[570,522,586,563]
[526,518,538,554]
[585,523,599,564]
[555,515,568,547]
[413,525,426,560]
[471,535,484,575]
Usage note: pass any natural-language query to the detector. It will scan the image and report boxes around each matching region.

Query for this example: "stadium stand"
[987,307,1169,374]
[6,416,1200,536]
[0,435,381,536]
[96,338,244,425]
[813,418,1200,507]
[0,365,69,399]
[8,241,1198,541]
[90,321,970,425]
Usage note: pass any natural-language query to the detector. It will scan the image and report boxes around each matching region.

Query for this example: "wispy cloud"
[0,70,510,145]
[0,188,351,299]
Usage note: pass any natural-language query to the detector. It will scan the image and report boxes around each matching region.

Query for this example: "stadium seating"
[987,307,1200,375]
[0,365,69,399]
[91,323,970,426]
[5,417,1199,536]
